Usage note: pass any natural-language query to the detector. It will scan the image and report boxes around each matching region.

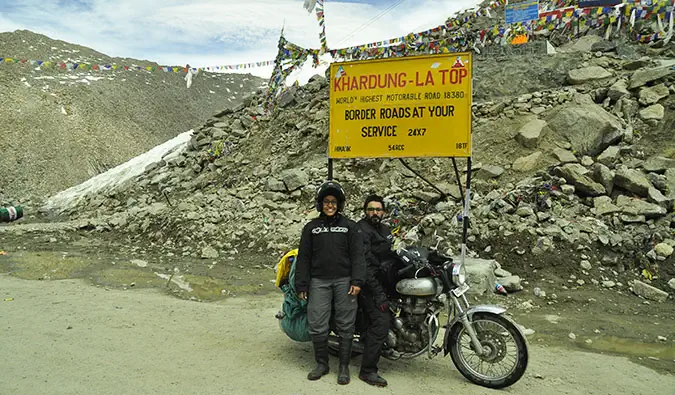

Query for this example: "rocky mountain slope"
[0,30,265,199]
[31,32,675,298]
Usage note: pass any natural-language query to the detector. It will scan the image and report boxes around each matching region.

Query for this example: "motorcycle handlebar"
[397,264,415,276]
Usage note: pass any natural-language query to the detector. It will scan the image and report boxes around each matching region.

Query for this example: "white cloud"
[0,0,483,81]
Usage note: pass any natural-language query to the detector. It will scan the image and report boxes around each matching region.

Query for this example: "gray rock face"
[554,164,606,196]
[477,165,505,179]
[647,187,672,209]
[499,275,523,292]
[567,66,612,85]
[666,169,675,199]
[655,243,674,258]
[639,104,665,121]
[513,152,542,172]
[631,280,669,302]
[592,163,615,195]
[547,104,623,156]
[638,84,670,106]
[643,156,675,174]
[553,148,578,164]
[266,177,286,192]
[608,79,630,101]
[460,257,498,295]
[629,66,675,89]
[616,195,667,218]
[594,196,621,216]
[201,246,219,259]
[596,145,620,166]
[614,167,651,197]
[516,119,547,148]
[280,169,309,191]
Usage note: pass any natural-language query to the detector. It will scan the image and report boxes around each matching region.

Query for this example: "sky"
[0,0,483,82]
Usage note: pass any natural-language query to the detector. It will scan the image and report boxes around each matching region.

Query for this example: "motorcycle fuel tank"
[396,278,438,296]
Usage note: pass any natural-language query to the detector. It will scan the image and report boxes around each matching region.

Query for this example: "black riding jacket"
[295,213,366,293]
[357,218,396,304]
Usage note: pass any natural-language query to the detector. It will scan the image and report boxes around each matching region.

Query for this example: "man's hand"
[348,285,361,296]
[298,292,307,300]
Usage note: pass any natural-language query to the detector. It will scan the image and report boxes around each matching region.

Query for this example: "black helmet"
[315,180,346,212]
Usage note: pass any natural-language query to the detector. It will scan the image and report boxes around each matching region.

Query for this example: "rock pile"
[34,39,675,298]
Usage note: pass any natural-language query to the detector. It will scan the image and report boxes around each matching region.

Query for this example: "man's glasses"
[323,200,338,206]
[366,207,384,212]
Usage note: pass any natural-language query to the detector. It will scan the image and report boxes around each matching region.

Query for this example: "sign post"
[329,53,473,159]
[328,53,474,268]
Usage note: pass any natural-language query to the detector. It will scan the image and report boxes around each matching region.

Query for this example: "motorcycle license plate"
[452,283,470,297]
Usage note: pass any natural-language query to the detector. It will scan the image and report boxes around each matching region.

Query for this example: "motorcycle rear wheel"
[449,312,528,389]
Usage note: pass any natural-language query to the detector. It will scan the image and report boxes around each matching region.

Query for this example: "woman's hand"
[298,292,307,300]
[348,285,361,296]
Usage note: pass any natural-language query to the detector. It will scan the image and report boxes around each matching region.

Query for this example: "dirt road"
[0,275,673,395]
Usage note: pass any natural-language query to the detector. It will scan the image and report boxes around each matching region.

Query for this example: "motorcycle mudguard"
[442,305,506,355]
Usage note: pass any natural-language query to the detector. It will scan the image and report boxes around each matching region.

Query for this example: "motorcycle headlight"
[451,263,466,285]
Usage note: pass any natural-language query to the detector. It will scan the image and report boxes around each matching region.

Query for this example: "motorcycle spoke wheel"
[449,313,528,389]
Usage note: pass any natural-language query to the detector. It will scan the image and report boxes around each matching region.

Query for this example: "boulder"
[638,84,670,106]
[666,169,675,198]
[516,119,547,148]
[546,103,623,156]
[643,156,675,174]
[629,66,675,89]
[553,164,606,196]
[266,177,287,192]
[614,167,652,197]
[457,257,498,295]
[201,246,219,259]
[594,196,621,216]
[608,79,630,101]
[512,152,542,172]
[476,165,505,179]
[553,148,578,164]
[631,280,669,302]
[567,66,612,85]
[647,187,672,209]
[596,145,620,166]
[280,168,309,191]
[616,195,667,218]
[558,35,602,53]
[499,275,523,292]
[654,243,674,258]
[591,40,617,52]
[591,163,615,195]
[639,104,665,121]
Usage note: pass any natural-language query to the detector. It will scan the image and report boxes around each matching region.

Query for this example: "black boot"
[337,338,352,385]
[307,341,329,381]
[359,371,388,387]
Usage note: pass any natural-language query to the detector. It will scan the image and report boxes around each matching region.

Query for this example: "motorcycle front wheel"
[449,312,528,389]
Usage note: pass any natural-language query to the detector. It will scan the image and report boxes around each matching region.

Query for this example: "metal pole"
[328,158,334,180]
[451,158,465,208]
[460,157,472,267]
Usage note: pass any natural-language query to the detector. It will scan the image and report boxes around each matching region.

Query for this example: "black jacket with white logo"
[294,213,366,293]
[357,219,396,304]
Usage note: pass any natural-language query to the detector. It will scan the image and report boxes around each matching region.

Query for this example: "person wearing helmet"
[356,194,396,387]
[294,180,366,385]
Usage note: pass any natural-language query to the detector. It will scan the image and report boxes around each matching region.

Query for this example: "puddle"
[580,336,675,361]
[0,247,277,302]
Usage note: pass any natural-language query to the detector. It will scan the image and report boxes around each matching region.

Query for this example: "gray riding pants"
[307,277,357,342]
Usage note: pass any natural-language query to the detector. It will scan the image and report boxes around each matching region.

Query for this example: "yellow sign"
[329,53,472,159]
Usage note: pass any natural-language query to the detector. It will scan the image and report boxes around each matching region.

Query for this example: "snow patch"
[42,130,194,214]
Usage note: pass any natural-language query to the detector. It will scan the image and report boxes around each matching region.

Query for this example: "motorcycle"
[325,246,529,389]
